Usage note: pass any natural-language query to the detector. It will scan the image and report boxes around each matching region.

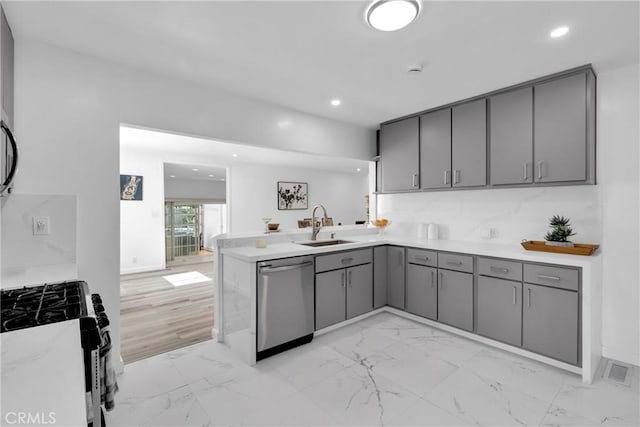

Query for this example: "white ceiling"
[121,125,370,175]
[4,1,639,128]
[164,163,227,182]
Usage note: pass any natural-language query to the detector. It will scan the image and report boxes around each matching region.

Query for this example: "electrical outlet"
[32,216,50,236]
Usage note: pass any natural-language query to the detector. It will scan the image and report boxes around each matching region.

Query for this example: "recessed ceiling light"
[331,99,341,107]
[192,168,199,171]
[208,174,215,177]
[357,168,362,172]
[232,154,238,158]
[169,175,176,178]
[366,0,421,32]
[550,26,569,38]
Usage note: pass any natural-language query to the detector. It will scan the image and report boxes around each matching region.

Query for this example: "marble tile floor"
[106,312,639,427]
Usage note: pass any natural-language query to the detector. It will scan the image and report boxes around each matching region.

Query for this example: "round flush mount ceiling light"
[366,0,421,32]
[550,26,569,38]
[331,99,341,106]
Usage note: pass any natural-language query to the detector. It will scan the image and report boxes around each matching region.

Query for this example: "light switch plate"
[32,216,50,235]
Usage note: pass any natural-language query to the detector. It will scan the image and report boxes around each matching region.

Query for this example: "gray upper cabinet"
[386,246,405,309]
[420,109,452,189]
[523,283,579,365]
[380,117,420,192]
[534,72,588,183]
[490,87,533,185]
[377,66,595,194]
[373,246,387,308]
[1,6,14,129]
[477,276,522,347]
[452,99,487,188]
[406,263,437,320]
[346,263,373,320]
[437,269,473,331]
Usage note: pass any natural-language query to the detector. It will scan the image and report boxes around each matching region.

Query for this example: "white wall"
[164,178,226,201]
[14,39,374,370]
[378,63,640,366]
[229,163,369,234]
[202,204,226,250]
[120,148,165,275]
[597,63,640,366]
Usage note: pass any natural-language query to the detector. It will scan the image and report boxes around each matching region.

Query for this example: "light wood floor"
[120,260,215,364]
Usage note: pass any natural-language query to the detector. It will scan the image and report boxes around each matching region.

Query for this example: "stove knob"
[93,303,105,314]
[91,294,103,304]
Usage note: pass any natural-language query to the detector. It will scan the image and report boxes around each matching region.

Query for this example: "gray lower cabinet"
[420,108,452,189]
[477,276,522,346]
[373,246,387,308]
[315,269,345,330]
[489,87,533,185]
[523,283,579,365]
[452,99,487,188]
[406,263,437,320]
[386,246,405,309]
[346,264,373,319]
[534,72,589,183]
[380,117,420,192]
[315,264,373,330]
[437,269,473,331]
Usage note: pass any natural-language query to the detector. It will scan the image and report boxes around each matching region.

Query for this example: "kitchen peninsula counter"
[214,229,601,383]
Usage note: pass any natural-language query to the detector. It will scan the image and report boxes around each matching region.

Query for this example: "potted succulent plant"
[544,215,576,247]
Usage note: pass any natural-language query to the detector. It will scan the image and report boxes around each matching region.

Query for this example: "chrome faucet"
[311,204,328,241]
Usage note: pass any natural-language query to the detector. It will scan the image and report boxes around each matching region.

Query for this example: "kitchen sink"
[296,239,353,247]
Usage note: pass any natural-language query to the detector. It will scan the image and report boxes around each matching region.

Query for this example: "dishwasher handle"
[259,261,313,274]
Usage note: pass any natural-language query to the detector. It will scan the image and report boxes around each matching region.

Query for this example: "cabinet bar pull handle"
[341,271,345,288]
[412,173,419,188]
[444,170,450,185]
[439,272,444,289]
[398,251,403,266]
[490,266,509,274]
[536,274,561,281]
[348,270,352,286]
[527,288,531,308]
[446,260,463,266]
[341,257,354,264]
[415,256,429,262]
[523,163,528,181]
[537,161,543,180]
[513,286,517,305]
[453,170,460,184]
[431,270,435,288]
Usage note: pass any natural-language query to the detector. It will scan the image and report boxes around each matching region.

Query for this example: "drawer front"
[438,252,473,273]
[524,264,579,291]
[478,257,523,282]
[406,248,437,267]
[315,248,373,273]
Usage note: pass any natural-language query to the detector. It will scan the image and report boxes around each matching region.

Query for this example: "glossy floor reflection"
[106,313,639,426]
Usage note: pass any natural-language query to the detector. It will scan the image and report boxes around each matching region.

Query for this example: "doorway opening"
[164,201,227,266]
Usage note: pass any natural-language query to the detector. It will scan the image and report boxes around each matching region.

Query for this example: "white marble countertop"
[221,234,600,268]
[1,320,87,426]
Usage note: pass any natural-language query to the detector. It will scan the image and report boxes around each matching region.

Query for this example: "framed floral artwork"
[277,181,308,210]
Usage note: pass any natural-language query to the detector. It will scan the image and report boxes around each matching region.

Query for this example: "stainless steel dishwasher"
[257,255,315,360]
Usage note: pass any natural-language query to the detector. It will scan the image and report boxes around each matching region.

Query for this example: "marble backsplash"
[377,185,601,245]
[1,194,78,288]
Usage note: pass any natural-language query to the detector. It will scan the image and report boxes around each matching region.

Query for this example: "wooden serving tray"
[521,240,600,256]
